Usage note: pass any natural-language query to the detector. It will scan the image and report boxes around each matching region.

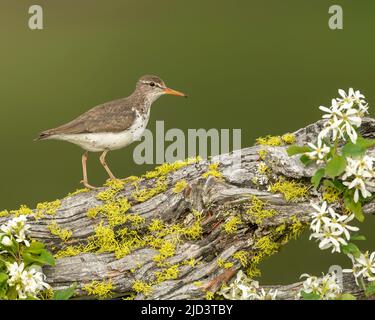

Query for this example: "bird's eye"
[149,82,155,87]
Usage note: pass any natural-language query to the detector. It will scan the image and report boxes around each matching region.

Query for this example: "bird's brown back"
[36,96,142,140]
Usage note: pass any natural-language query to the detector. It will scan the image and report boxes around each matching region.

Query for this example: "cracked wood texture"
[2,118,375,300]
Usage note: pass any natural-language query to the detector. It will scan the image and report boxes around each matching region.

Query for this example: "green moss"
[48,221,73,242]
[202,163,222,179]
[269,178,309,202]
[83,280,113,299]
[223,216,242,234]
[246,196,277,224]
[173,180,188,193]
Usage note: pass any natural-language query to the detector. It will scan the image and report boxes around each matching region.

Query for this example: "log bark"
[2,118,375,300]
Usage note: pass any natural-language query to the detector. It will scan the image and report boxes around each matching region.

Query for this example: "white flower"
[0,215,30,247]
[310,201,329,233]
[254,288,278,300]
[310,226,347,253]
[344,251,375,284]
[343,177,372,203]
[299,272,342,300]
[218,270,259,300]
[6,262,50,299]
[325,213,359,241]
[218,271,277,300]
[1,235,12,247]
[342,156,375,203]
[306,140,330,162]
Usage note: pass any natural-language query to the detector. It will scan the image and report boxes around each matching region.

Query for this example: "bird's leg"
[80,151,98,190]
[99,150,117,181]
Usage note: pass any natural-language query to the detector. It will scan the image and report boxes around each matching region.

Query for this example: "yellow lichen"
[258,149,268,160]
[323,186,342,203]
[205,291,214,300]
[233,251,248,267]
[36,200,61,218]
[269,179,309,202]
[255,236,280,257]
[10,205,33,217]
[182,258,197,267]
[83,280,113,299]
[217,258,234,269]
[257,162,270,175]
[173,180,188,193]
[148,219,164,232]
[281,133,296,145]
[131,177,167,202]
[155,264,180,283]
[143,157,201,180]
[256,133,296,146]
[246,196,277,224]
[48,221,72,242]
[256,135,283,146]
[202,163,222,179]
[223,216,242,234]
[132,280,152,296]
[66,188,89,197]
[153,240,176,263]
[0,210,9,217]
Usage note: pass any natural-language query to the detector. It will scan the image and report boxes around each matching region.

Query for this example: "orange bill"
[163,87,187,97]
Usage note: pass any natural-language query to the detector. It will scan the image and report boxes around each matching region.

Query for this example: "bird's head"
[136,75,187,103]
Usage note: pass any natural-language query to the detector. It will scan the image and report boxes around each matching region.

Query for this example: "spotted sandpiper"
[35,75,187,189]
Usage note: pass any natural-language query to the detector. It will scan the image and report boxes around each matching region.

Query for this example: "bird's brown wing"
[36,98,137,140]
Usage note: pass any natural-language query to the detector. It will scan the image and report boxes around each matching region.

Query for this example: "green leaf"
[311,168,325,189]
[0,272,8,285]
[287,145,312,156]
[24,241,45,254]
[39,249,55,266]
[53,283,77,300]
[342,138,375,158]
[323,179,346,192]
[300,291,321,300]
[300,154,314,166]
[344,195,365,222]
[351,233,366,241]
[341,243,361,258]
[365,281,375,297]
[325,155,347,178]
[22,249,55,267]
[338,293,357,300]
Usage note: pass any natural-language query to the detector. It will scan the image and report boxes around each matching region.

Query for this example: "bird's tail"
[34,130,53,141]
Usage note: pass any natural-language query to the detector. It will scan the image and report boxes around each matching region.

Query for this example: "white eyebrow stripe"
[140,80,164,88]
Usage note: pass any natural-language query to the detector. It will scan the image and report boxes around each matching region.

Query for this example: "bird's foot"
[80,180,99,190]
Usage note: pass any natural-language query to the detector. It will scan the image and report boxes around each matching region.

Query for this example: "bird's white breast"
[50,111,150,152]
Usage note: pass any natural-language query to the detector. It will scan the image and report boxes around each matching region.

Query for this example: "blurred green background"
[1,0,375,285]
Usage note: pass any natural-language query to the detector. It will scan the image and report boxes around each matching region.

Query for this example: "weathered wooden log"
[2,118,375,300]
